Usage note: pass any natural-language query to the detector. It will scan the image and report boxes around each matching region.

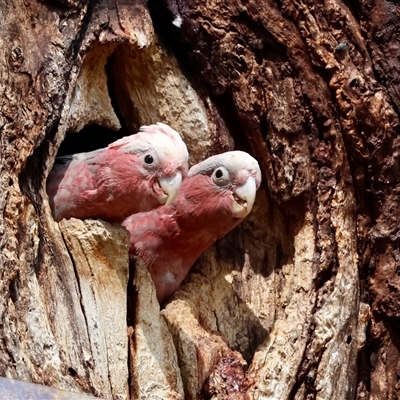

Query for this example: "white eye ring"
[211,166,230,186]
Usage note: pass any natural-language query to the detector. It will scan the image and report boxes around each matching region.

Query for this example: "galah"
[122,151,262,303]
[47,123,189,223]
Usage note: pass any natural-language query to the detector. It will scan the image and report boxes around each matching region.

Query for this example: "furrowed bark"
[1,0,399,399]
[147,0,400,398]
[0,0,226,397]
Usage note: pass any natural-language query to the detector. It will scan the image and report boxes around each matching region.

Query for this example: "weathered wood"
[59,219,129,399]
[148,0,400,398]
[0,0,226,398]
[1,0,400,399]
[130,260,184,399]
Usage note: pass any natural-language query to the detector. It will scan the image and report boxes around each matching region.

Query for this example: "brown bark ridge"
[1,0,399,399]
[0,0,227,398]
[148,0,400,398]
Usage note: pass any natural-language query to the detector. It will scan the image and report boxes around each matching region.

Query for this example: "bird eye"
[211,166,229,186]
[144,154,154,164]
[215,169,223,178]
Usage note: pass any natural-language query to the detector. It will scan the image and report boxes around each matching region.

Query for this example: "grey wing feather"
[54,147,104,165]
[54,154,73,165]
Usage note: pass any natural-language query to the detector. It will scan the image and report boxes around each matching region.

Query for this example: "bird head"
[114,123,189,207]
[187,150,261,219]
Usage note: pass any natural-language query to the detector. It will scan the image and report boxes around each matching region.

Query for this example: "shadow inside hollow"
[56,125,126,157]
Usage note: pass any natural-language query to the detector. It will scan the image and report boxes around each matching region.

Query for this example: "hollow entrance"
[56,43,141,157]
[56,124,123,156]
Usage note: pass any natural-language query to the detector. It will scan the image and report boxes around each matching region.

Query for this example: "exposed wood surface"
[130,260,184,400]
[0,0,400,399]
[59,219,129,399]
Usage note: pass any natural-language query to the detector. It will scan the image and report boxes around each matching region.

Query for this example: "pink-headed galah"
[122,150,261,303]
[47,123,189,223]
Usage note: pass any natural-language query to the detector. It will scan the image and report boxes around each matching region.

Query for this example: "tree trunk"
[0,0,398,399]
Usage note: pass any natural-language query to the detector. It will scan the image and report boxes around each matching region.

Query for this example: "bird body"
[47,123,188,223]
[122,151,261,303]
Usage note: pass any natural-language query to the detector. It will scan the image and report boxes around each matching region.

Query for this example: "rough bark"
[149,0,400,398]
[1,0,400,399]
[129,260,184,399]
[0,0,226,397]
